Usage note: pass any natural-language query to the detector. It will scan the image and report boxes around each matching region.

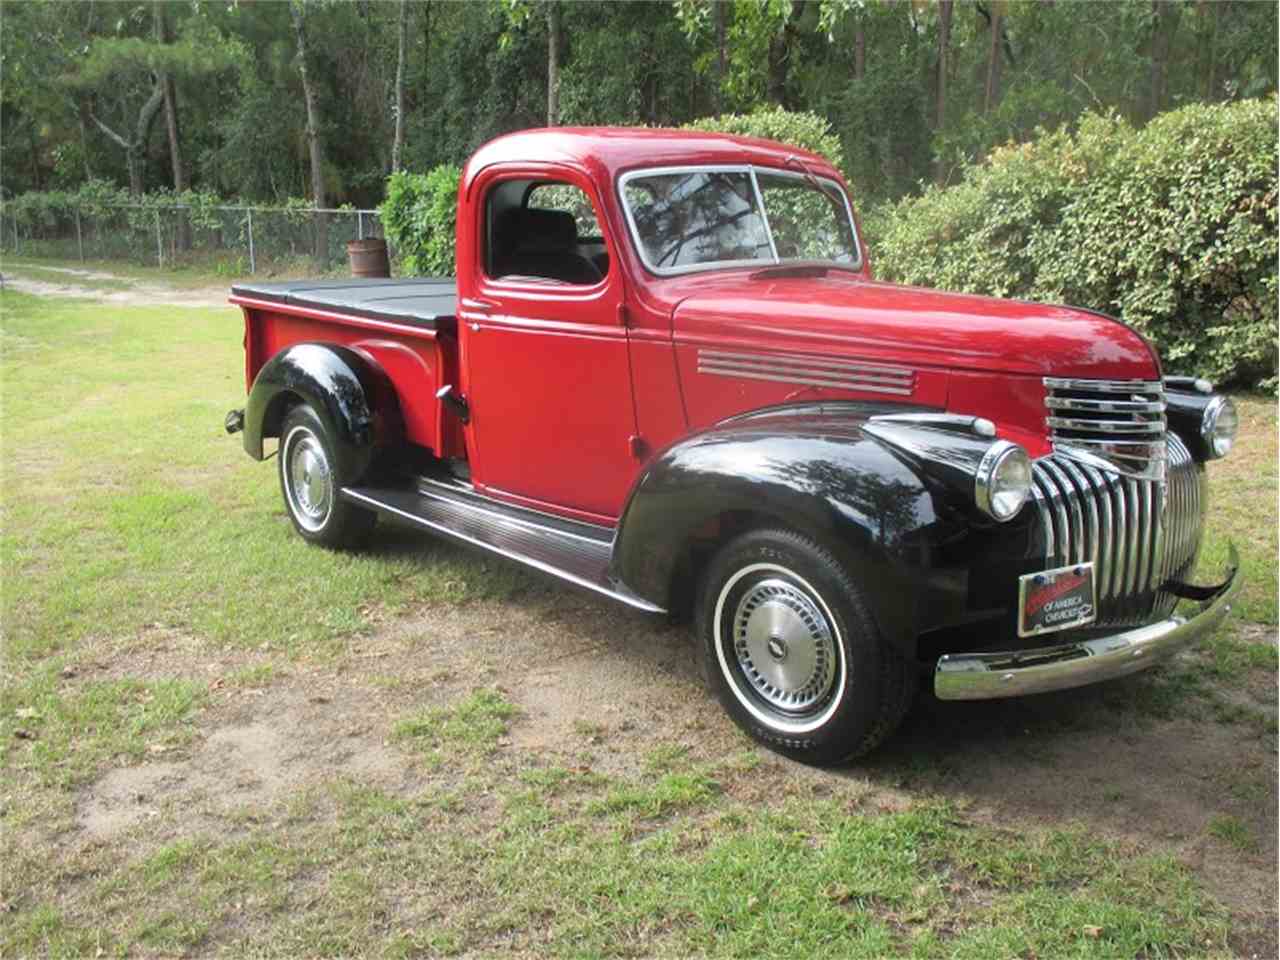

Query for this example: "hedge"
[379,165,462,277]
[682,107,846,174]
[873,98,1278,390]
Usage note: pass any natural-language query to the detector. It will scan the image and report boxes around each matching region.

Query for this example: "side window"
[487,180,609,285]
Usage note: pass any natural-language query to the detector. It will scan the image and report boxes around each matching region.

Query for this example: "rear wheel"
[278,403,375,548]
[697,528,913,765]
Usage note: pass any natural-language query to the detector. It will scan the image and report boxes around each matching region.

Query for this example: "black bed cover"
[230,278,457,330]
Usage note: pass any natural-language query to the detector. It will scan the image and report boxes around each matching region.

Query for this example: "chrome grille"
[1043,377,1167,480]
[1030,433,1204,627]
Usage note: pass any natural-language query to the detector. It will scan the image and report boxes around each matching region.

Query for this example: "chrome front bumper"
[934,546,1240,701]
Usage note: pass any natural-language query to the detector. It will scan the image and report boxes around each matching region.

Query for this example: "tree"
[935,0,952,182]
[982,0,1006,114]
[392,0,409,171]
[80,39,165,198]
[154,5,189,247]
[766,0,806,107]
[1146,0,1180,119]
[716,1,729,110]
[547,1,561,125]
[290,0,328,261]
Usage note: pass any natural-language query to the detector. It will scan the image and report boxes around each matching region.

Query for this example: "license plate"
[1018,563,1097,637]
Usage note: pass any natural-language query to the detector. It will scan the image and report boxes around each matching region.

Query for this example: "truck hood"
[670,274,1159,379]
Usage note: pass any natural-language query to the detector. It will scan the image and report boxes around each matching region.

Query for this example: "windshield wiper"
[784,154,825,194]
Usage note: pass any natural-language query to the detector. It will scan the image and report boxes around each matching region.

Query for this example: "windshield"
[620,165,860,275]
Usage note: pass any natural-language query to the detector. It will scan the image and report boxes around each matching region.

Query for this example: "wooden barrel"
[346,238,390,278]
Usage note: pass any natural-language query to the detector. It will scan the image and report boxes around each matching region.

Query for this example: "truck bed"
[230,278,457,330]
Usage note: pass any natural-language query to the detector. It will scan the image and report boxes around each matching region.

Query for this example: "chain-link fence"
[0,202,390,276]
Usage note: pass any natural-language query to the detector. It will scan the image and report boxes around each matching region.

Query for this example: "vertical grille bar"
[1080,463,1115,599]
[1137,476,1155,591]
[1042,460,1085,565]
[1106,471,1128,601]
[1037,468,1072,565]
[1030,484,1056,564]
[1058,459,1100,573]
[1123,478,1142,598]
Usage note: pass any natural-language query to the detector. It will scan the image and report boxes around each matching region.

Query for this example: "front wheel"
[697,528,914,765]
[278,403,375,548]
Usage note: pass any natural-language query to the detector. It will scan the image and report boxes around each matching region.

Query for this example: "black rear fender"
[244,342,403,483]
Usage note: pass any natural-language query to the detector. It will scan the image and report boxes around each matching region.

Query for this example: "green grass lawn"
[1,289,1274,957]
[3,251,361,289]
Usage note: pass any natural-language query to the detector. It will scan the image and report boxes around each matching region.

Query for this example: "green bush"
[683,107,846,175]
[874,98,1279,389]
[379,165,462,277]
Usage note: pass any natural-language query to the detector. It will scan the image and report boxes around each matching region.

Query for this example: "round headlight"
[1201,395,1238,459]
[975,441,1032,522]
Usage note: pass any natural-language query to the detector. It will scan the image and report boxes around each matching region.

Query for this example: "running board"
[341,484,665,614]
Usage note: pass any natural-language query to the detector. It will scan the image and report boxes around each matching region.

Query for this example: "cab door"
[458,167,639,523]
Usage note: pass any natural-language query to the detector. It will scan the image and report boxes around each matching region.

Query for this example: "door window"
[487,180,609,285]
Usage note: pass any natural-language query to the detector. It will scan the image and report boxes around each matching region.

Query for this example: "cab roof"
[462,126,843,191]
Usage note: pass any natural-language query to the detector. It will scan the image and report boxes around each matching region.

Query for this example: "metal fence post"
[155,210,163,266]
[247,208,256,275]
[358,210,364,241]
[76,210,84,262]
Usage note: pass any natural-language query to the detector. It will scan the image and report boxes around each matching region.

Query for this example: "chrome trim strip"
[697,349,915,396]
[700,349,913,378]
[1043,378,1164,393]
[696,364,914,396]
[698,359,912,388]
[1052,438,1169,457]
[1045,397,1167,414]
[935,547,1239,700]
[415,486,611,546]
[340,489,665,614]
[1045,417,1166,435]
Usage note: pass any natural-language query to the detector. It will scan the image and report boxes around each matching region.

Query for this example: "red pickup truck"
[227,128,1240,764]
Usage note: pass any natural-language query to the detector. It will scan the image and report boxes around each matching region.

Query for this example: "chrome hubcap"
[285,428,331,531]
[732,577,837,713]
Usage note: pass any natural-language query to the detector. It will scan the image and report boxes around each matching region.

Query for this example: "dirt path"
[2,263,232,309]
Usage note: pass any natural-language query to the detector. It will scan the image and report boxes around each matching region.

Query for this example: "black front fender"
[243,343,402,483]
[611,413,978,654]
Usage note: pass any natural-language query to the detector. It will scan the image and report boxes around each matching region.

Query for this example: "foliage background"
[4,1,1277,385]
[875,99,1279,388]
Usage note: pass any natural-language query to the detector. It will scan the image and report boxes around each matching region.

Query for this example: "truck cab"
[227,128,1240,765]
